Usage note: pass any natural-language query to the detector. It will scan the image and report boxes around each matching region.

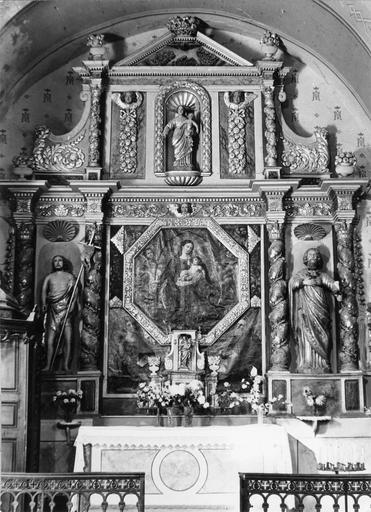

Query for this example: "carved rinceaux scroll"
[112,92,143,174]
[281,126,329,174]
[33,126,86,172]
[224,91,256,175]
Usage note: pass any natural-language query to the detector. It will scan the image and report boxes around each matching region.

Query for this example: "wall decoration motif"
[111,92,144,178]
[220,91,256,177]
[293,224,327,241]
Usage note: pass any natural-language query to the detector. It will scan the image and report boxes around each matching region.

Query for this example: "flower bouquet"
[334,151,356,166]
[303,386,327,416]
[53,389,83,423]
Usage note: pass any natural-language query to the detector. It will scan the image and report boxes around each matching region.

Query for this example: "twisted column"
[80,224,103,370]
[267,223,290,371]
[88,82,102,167]
[335,220,359,371]
[263,86,277,167]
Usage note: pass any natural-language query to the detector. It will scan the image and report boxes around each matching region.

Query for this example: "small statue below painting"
[290,248,342,374]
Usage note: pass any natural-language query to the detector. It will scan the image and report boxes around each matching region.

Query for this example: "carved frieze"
[33,126,86,172]
[286,200,332,217]
[108,198,265,218]
[37,201,86,217]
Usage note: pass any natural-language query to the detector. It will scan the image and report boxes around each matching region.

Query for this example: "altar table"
[74,424,292,510]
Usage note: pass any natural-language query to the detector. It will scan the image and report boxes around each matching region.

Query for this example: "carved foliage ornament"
[263,86,277,167]
[154,81,211,176]
[112,92,143,174]
[167,16,200,37]
[282,126,329,174]
[33,126,86,172]
[108,200,264,218]
[224,92,256,175]
[37,202,85,217]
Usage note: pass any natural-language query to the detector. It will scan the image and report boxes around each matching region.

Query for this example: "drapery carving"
[281,126,329,174]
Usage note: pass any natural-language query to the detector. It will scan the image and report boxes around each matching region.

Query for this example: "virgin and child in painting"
[134,231,238,333]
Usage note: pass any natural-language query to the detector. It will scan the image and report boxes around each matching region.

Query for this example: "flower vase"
[166,407,174,427]
[257,407,264,424]
[63,406,77,424]
[183,406,193,427]
[335,164,354,177]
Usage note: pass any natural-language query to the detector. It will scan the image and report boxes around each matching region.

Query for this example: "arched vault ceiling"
[1,0,370,118]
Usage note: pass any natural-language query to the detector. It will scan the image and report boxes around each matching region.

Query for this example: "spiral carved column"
[335,220,359,371]
[263,85,277,168]
[14,222,35,315]
[88,82,102,167]
[267,223,290,371]
[80,224,103,370]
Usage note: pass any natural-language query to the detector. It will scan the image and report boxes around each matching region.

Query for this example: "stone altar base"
[74,425,292,511]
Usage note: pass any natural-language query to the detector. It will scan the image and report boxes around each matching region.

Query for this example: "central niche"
[123,218,250,345]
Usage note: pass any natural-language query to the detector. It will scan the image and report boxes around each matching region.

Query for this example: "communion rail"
[0,473,145,512]
[240,473,371,512]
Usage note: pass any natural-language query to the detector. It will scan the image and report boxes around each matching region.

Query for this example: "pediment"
[116,17,253,67]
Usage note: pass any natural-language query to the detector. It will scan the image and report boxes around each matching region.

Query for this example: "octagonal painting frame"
[123,217,250,345]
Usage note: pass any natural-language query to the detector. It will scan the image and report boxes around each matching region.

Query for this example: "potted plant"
[260,31,280,60]
[53,389,83,423]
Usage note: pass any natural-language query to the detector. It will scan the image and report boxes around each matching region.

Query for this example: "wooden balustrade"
[240,473,371,512]
[0,473,145,512]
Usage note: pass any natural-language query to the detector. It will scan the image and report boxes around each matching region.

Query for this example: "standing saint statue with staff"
[41,255,77,372]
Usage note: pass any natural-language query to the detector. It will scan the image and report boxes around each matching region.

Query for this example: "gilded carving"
[108,199,264,218]
[80,225,103,370]
[33,126,85,172]
[287,201,332,217]
[335,221,359,371]
[282,126,329,174]
[14,222,35,315]
[154,81,211,177]
[290,247,341,373]
[167,16,200,36]
[37,202,86,217]
[267,239,289,371]
[4,225,15,294]
[89,84,102,166]
[112,92,143,174]
[224,91,256,175]
[263,86,277,167]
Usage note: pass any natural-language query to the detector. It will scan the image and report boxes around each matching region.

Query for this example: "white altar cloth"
[74,424,292,510]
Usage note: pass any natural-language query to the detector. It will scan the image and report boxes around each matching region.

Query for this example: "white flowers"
[335,151,356,166]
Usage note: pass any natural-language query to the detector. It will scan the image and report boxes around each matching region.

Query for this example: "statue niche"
[154,83,211,186]
[162,91,200,185]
